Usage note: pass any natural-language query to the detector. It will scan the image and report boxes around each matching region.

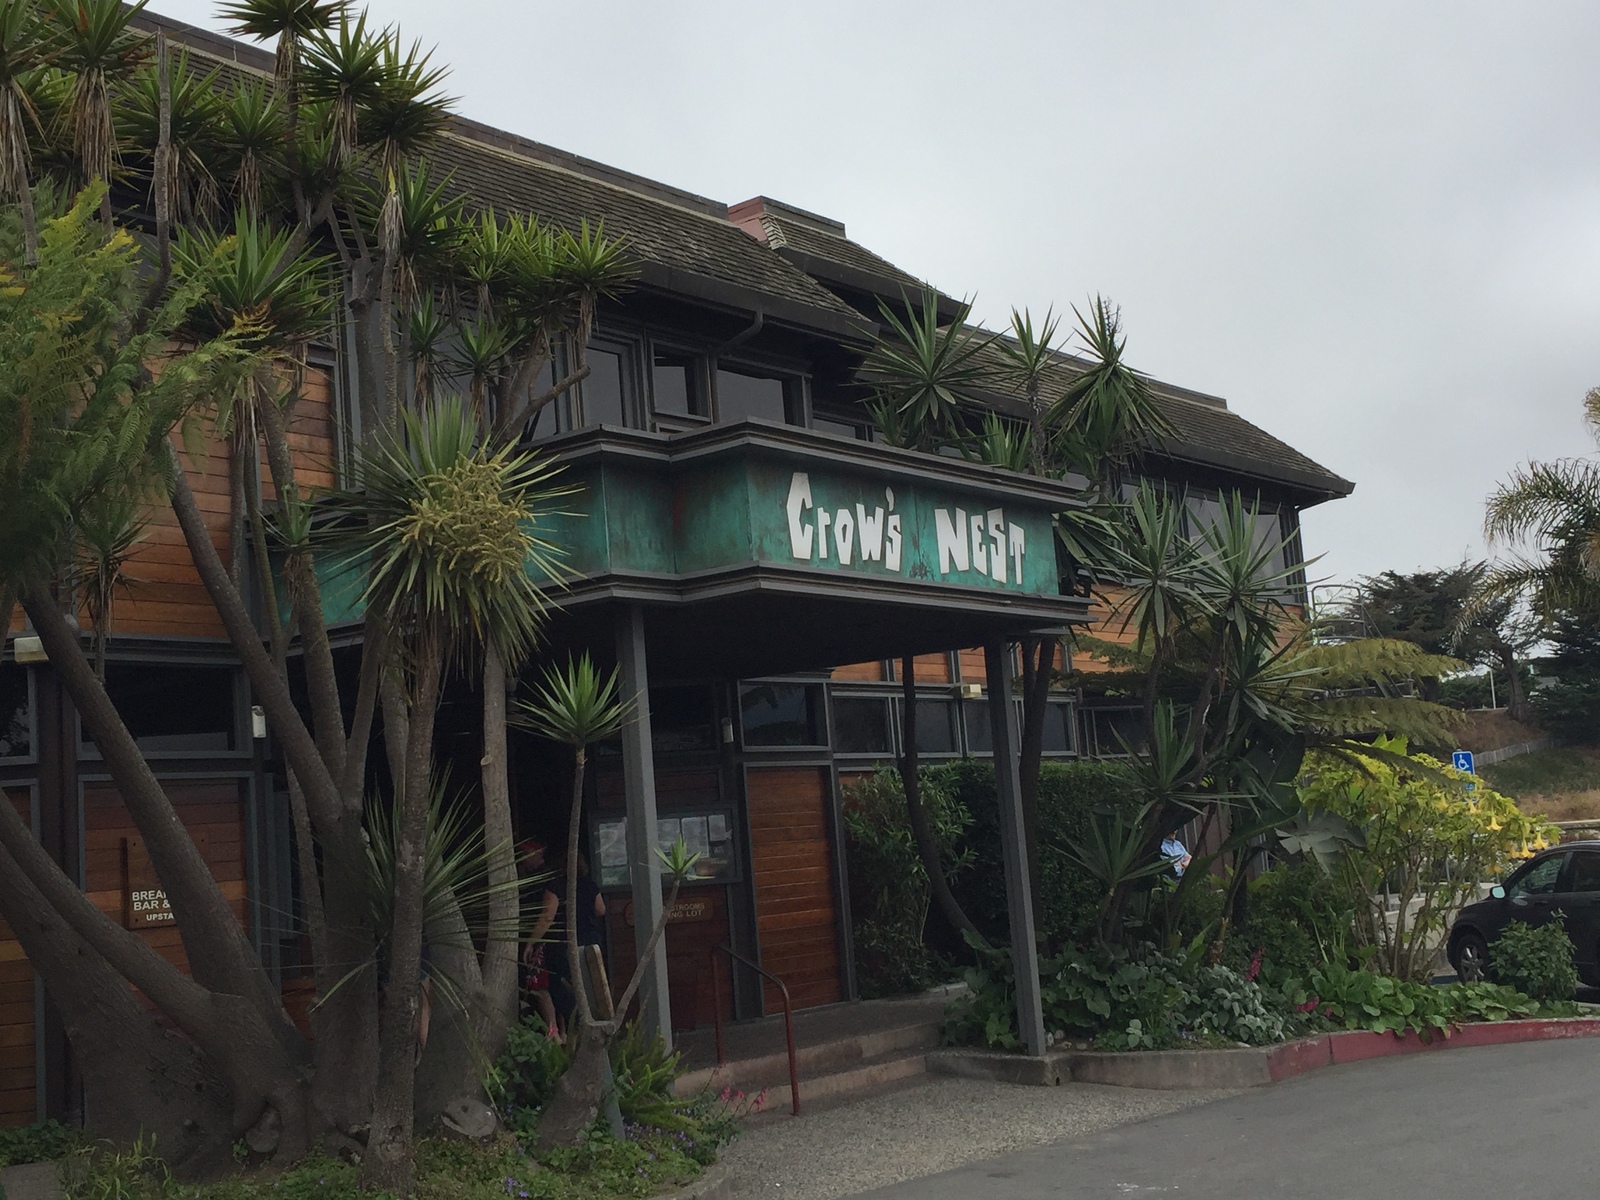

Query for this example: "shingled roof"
[144,10,1351,504]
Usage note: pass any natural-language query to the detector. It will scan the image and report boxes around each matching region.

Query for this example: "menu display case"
[592,809,739,890]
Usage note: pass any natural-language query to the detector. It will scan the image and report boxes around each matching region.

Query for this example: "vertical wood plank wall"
[82,779,251,976]
[745,766,841,1012]
[0,789,34,1127]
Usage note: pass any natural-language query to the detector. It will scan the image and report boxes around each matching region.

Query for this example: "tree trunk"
[363,638,444,1195]
[900,657,988,948]
[1496,642,1533,725]
[477,645,521,1054]
[0,841,237,1179]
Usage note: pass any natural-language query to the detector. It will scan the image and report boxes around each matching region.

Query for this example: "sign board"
[1452,750,1475,775]
[122,835,175,928]
[622,897,714,928]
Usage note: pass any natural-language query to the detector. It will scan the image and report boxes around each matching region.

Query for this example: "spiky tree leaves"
[219,0,345,81]
[47,0,148,193]
[0,0,54,261]
[863,288,993,451]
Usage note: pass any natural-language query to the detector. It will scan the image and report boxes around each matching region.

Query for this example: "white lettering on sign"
[129,888,174,922]
[786,472,1024,587]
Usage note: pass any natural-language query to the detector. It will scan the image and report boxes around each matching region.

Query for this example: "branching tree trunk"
[900,656,988,949]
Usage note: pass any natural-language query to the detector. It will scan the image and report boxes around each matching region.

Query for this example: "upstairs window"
[740,682,823,747]
[85,664,238,754]
[812,411,869,440]
[578,341,637,428]
[717,367,792,424]
[651,349,707,420]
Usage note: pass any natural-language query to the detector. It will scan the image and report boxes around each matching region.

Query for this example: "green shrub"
[841,767,970,997]
[1490,920,1580,1002]
[0,1120,79,1168]
[936,758,1140,948]
[1294,959,1571,1037]
[1232,861,1359,986]
[945,939,1294,1051]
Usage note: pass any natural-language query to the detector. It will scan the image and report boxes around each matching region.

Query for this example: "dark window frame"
[647,341,712,427]
[0,661,37,763]
[577,334,643,430]
[712,356,809,427]
[77,660,247,760]
[738,681,827,750]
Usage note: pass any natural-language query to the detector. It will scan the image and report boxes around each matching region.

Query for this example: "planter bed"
[927,1016,1600,1091]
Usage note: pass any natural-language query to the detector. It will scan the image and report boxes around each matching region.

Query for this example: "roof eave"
[633,262,876,345]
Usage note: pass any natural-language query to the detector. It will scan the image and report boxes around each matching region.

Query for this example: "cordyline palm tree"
[332,396,567,1188]
[1476,388,1600,623]
[515,655,700,1148]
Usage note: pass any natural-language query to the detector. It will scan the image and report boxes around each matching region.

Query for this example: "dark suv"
[1447,841,1600,985]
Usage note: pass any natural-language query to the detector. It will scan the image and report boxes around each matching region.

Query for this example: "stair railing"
[709,943,800,1115]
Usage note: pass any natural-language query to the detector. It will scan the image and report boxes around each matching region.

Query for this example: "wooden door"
[745,766,842,1011]
[0,788,34,1127]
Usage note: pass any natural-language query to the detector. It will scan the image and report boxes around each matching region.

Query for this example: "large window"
[651,349,706,420]
[740,683,823,747]
[85,664,237,754]
[0,663,31,759]
[578,342,636,428]
[832,695,892,755]
[650,685,717,753]
[909,698,958,755]
[716,367,791,424]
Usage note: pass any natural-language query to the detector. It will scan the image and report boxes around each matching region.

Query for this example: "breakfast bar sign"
[122,835,175,928]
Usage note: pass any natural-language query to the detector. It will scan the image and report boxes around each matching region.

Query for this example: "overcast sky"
[158,0,1600,593]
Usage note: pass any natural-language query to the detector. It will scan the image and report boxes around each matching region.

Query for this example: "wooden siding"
[605,888,733,1034]
[831,661,885,683]
[0,789,34,1127]
[745,766,841,1012]
[97,365,338,641]
[82,778,251,978]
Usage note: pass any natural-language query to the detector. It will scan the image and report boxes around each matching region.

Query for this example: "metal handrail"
[709,943,800,1116]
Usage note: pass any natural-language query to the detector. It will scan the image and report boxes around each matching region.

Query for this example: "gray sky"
[158,0,1600,591]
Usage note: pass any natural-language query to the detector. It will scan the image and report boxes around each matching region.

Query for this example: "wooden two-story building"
[0,12,1351,1126]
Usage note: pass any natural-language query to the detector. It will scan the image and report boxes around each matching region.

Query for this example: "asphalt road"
[847,1037,1600,1199]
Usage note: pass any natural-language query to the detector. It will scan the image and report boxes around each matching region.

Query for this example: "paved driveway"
[849,1037,1600,1199]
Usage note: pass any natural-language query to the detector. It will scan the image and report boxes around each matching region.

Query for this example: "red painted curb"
[1265,1019,1600,1081]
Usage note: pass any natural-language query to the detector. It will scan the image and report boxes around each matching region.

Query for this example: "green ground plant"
[1489,920,1580,1002]
[1294,958,1568,1036]
[1481,747,1600,799]
[0,1120,80,1168]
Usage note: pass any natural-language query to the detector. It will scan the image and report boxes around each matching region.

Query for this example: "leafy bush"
[841,767,971,997]
[1531,613,1600,745]
[936,758,1141,948]
[1294,959,1568,1037]
[488,1012,574,1143]
[0,1119,79,1167]
[945,939,1294,1052]
[1490,920,1580,1002]
[1303,738,1557,980]
[1230,861,1360,987]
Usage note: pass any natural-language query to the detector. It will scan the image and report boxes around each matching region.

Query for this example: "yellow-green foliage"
[1301,736,1557,981]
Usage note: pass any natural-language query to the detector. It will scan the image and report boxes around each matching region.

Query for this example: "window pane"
[740,683,822,747]
[652,350,701,417]
[832,696,891,755]
[717,369,788,423]
[813,413,863,440]
[1566,852,1600,894]
[581,347,627,427]
[89,664,236,753]
[651,685,716,753]
[1508,855,1564,898]
[1041,702,1073,753]
[964,699,992,754]
[0,664,31,758]
[913,699,957,755]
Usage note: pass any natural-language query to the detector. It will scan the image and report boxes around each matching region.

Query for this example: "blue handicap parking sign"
[1452,750,1475,774]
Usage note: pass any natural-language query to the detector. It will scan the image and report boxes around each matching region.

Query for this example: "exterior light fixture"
[251,705,268,740]
[956,683,983,700]
[12,636,46,664]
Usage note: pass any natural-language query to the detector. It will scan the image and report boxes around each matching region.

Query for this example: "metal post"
[616,604,672,1046]
[984,640,1047,1058]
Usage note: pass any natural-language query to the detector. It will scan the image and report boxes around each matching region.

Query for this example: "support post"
[984,640,1047,1058]
[616,605,672,1046]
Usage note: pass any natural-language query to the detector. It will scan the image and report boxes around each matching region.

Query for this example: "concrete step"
[675,1018,942,1098]
[726,1049,932,1118]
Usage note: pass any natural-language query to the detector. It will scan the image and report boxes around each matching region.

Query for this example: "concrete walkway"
[841,1036,1600,1198]
[720,1075,1232,1199]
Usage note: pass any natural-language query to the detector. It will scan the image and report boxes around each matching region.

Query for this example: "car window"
[1508,854,1565,898]
[1563,851,1600,894]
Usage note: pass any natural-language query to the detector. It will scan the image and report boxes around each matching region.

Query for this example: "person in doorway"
[1161,833,1192,878]
[517,839,563,1043]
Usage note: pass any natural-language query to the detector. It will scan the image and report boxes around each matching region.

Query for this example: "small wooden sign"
[622,897,713,928]
[123,835,175,929]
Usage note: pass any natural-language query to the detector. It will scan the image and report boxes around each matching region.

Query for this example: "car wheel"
[1454,931,1490,983]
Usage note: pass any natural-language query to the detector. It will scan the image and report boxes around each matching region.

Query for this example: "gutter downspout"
[712,309,764,358]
